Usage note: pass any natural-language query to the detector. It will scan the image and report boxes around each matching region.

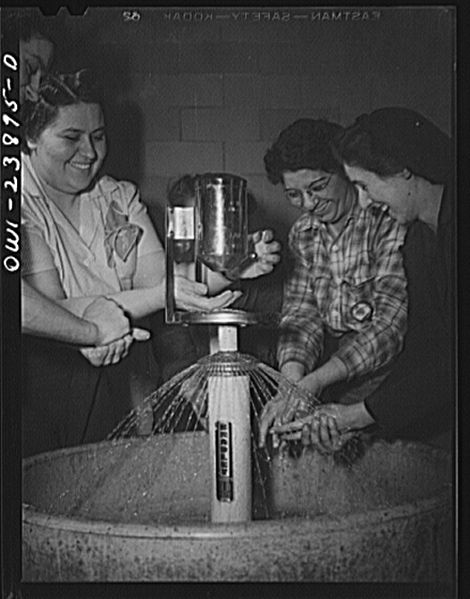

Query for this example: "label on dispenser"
[215,421,234,502]
[173,207,195,240]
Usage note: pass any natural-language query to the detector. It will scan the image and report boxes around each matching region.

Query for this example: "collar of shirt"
[22,153,127,255]
[86,176,122,202]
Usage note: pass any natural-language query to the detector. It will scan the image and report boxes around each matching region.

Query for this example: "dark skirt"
[22,335,156,457]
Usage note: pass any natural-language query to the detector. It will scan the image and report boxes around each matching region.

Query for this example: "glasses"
[284,176,332,207]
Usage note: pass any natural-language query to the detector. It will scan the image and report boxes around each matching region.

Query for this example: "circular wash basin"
[22,433,453,582]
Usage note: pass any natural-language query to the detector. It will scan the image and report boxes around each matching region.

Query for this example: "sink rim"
[22,436,453,541]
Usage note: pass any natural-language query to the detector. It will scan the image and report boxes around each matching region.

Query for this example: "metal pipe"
[208,327,252,523]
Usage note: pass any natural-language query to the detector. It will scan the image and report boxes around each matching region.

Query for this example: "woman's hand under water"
[174,274,242,312]
[272,411,348,454]
[258,386,317,449]
[271,402,373,454]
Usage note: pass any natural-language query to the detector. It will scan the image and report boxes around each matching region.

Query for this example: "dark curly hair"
[22,69,104,154]
[335,107,453,184]
[264,119,345,185]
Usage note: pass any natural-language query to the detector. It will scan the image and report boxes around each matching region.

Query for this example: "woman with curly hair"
[259,118,408,448]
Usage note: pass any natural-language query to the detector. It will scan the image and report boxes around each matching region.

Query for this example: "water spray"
[20,173,454,576]
[166,173,263,524]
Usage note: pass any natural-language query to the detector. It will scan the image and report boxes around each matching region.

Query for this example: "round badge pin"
[351,301,373,322]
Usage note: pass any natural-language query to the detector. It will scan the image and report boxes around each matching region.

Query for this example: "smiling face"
[19,35,54,103]
[343,164,418,225]
[27,102,107,197]
[282,168,355,228]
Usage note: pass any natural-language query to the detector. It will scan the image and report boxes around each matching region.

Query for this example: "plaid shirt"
[278,201,408,380]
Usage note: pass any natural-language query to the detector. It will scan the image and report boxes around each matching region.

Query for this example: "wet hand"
[258,388,315,449]
[240,230,281,279]
[175,274,242,312]
[273,405,356,454]
[258,397,291,449]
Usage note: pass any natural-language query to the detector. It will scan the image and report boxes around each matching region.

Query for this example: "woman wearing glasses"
[259,119,408,447]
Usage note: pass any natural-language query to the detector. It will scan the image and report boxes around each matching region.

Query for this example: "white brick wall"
[72,7,453,223]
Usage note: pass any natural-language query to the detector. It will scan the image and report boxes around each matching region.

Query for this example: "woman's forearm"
[106,284,166,319]
[22,282,99,344]
[312,356,349,389]
[62,282,166,321]
[280,361,305,382]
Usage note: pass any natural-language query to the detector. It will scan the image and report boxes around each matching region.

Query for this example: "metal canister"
[195,173,255,276]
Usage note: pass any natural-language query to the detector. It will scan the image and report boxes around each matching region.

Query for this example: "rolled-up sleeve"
[118,180,164,258]
[21,200,56,276]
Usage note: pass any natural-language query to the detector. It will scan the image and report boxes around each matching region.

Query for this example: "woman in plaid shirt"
[259,119,408,447]
[266,109,454,453]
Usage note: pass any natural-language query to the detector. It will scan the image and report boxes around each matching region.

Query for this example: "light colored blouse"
[21,153,164,298]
